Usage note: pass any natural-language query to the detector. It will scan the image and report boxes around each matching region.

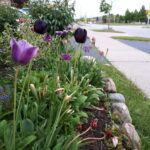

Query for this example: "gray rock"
[104,78,117,93]
[109,93,125,103]
[112,103,132,123]
[123,123,141,150]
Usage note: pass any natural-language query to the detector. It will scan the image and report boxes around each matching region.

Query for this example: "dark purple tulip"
[34,19,48,34]
[74,28,87,43]
[61,53,71,61]
[43,34,52,43]
[10,38,38,65]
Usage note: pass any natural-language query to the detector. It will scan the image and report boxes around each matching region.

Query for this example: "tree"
[100,0,112,29]
[139,5,147,23]
[125,9,131,23]
[133,9,139,22]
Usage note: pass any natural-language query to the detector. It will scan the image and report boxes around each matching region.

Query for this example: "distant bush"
[0,5,18,32]
[29,0,74,35]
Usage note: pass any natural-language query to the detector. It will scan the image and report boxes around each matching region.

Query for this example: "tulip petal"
[18,40,32,51]
[10,38,22,63]
[20,46,38,65]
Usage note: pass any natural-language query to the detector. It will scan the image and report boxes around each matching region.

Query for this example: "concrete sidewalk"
[84,25,150,98]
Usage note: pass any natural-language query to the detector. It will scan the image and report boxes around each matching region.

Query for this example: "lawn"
[101,64,150,150]
[111,36,150,42]
[92,28,124,33]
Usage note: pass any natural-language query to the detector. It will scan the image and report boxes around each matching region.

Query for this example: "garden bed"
[0,18,141,150]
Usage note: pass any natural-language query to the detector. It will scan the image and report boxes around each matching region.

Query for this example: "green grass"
[112,36,150,42]
[92,29,124,33]
[101,64,150,150]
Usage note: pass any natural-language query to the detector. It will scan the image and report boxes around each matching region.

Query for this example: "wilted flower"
[61,53,71,61]
[105,130,113,139]
[90,118,98,129]
[83,44,92,53]
[10,38,38,65]
[43,34,52,43]
[34,19,48,34]
[74,28,87,43]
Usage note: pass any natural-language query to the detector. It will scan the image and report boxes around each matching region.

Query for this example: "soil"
[79,100,112,150]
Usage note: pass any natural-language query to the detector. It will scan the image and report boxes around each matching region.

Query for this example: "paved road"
[119,40,150,55]
[82,24,150,98]
[87,24,150,38]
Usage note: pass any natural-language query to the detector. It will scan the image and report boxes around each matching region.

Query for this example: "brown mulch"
[79,100,112,150]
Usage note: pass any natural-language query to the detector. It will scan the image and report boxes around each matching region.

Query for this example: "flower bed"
[0,20,140,149]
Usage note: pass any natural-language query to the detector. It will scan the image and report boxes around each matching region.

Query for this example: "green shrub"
[29,0,74,35]
[0,5,18,32]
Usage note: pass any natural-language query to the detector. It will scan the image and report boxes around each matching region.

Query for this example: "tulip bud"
[64,95,71,102]
[74,28,87,43]
[30,84,39,100]
[55,88,65,95]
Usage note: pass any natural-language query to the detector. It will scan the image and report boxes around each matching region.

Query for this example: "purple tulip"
[34,19,48,34]
[61,53,71,61]
[62,30,68,37]
[43,34,52,43]
[10,38,38,65]
[74,28,87,43]
[83,45,92,53]
[56,31,63,36]
[55,30,68,38]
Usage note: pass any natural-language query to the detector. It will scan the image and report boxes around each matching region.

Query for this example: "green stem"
[74,44,82,69]
[45,99,65,148]
[16,61,32,121]
[13,66,19,150]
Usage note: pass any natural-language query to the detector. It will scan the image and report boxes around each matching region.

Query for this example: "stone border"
[104,78,141,150]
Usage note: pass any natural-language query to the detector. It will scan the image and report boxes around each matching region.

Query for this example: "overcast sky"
[75,0,150,18]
